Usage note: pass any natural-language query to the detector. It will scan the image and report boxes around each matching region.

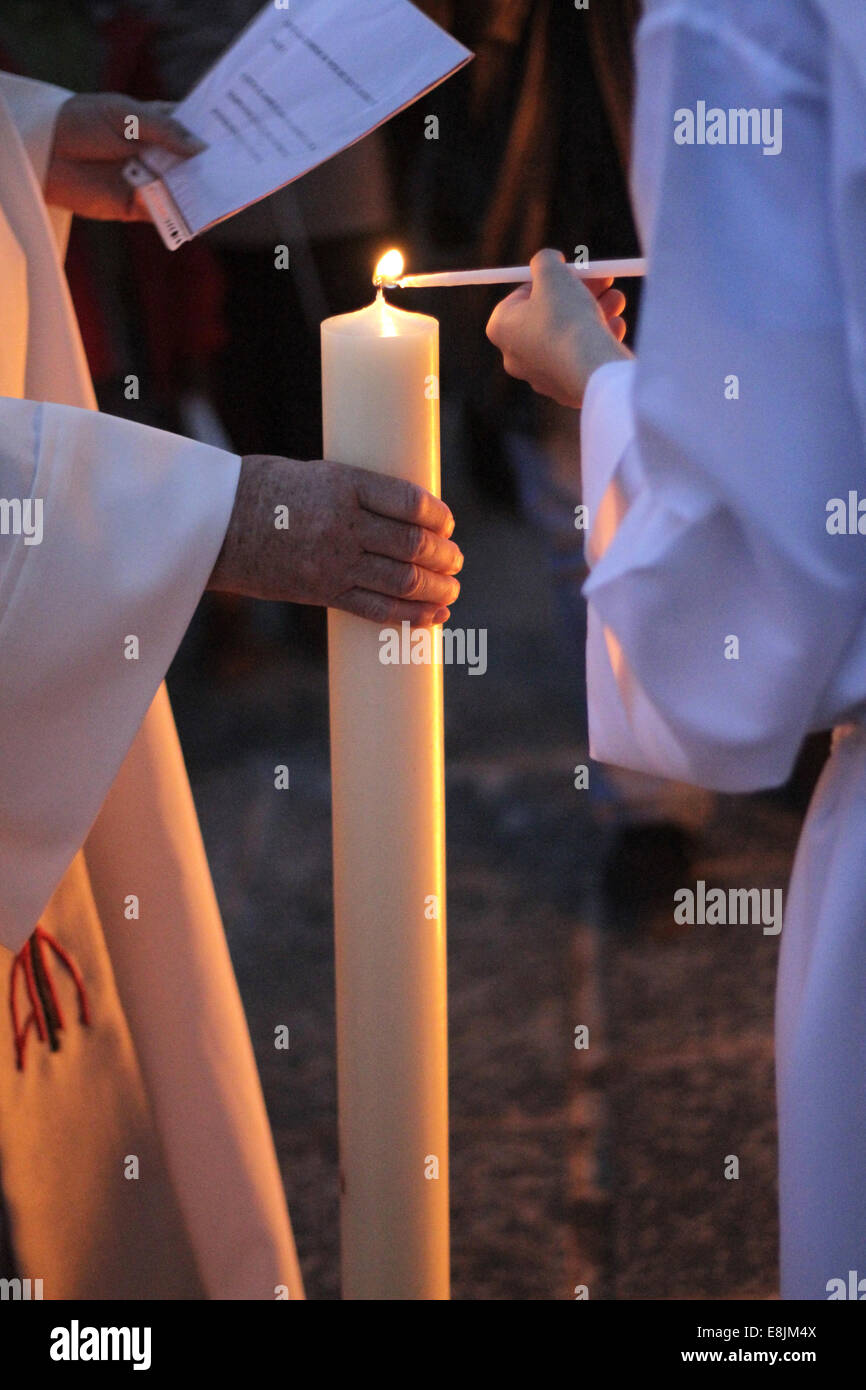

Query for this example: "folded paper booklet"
[123,0,472,250]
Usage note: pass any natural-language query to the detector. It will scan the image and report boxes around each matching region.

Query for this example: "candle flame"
[373,248,404,287]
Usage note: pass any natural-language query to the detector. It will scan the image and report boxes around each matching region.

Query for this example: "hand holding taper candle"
[486,248,634,409]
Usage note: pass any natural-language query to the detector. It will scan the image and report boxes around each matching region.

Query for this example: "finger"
[608,316,628,343]
[359,513,464,573]
[597,287,627,317]
[500,353,531,383]
[530,247,567,279]
[351,467,455,537]
[500,283,532,308]
[352,554,461,607]
[486,285,530,346]
[580,275,615,297]
[333,590,452,628]
[47,159,144,221]
[530,247,569,293]
[134,104,206,156]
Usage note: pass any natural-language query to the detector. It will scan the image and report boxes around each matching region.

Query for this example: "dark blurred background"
[1,0,827,1298]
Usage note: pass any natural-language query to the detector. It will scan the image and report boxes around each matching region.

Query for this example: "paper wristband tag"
[122,159,191,251]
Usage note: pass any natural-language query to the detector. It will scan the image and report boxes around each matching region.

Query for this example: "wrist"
[208,454,260,594]
[568,327,631,407]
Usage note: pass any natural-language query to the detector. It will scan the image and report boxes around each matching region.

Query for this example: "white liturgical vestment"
[581,0,866,1298]
[0,72,304,1298]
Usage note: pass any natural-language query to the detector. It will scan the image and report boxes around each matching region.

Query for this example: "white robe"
[0,72,304,1299]
[581,0,866,1299]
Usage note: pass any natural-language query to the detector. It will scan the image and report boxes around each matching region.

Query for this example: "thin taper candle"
[393,257,646,289]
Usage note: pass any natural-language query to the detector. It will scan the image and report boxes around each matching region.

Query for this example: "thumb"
[135,102,207,157]
[529,247,568,292]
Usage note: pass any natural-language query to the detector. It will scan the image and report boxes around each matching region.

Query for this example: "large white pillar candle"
[321,280,449,1300]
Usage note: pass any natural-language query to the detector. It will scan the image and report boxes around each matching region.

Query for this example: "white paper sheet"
[124,0,472,249]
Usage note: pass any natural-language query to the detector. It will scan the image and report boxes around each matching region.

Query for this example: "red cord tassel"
[9,926,91,1071]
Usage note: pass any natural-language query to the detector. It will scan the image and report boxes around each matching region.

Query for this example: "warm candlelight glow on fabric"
[373,248,405,287]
